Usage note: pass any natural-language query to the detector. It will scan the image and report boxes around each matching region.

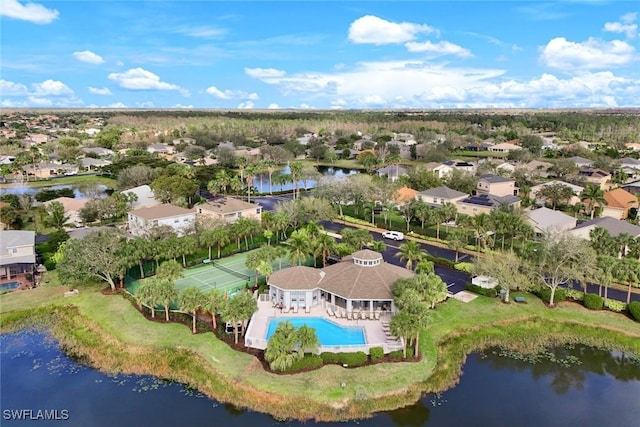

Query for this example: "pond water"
[1,330,639,426]
[252,165,360,193]
[0,184,109,200]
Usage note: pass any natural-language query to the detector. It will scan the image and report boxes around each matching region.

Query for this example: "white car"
[382,231,404,241]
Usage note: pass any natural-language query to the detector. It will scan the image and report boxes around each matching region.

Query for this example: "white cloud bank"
[603,12,638,38]
[88,87,112,95]
[0,0,59,24]
[205,85,258,100]
[348,15,435,45]
[73,50,104,64]
[244,67,286,78]
[540,37,636,70]
[108,68,186,95]
[405,41,472,57]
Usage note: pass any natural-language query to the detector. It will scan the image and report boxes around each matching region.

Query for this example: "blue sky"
[1,0,639,109]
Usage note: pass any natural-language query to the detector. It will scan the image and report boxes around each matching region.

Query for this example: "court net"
[212,260,251,281]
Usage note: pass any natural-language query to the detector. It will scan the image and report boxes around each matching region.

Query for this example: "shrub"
[454,262,473,272]
[465,283,497,298]
[369,347,384,362]
[320,352,338,364]
[287,354,323,371]
[583,293,604,310]
[336,351,368,366]
[388,350,404,360]
[565,289,585,302]
[406,346,415,358]
[534,287,567,304]
[629,301,640,322]
[604,299,627,313]
[426,255,455,268]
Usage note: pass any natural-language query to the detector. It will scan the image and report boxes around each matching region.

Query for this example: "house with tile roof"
[578,168,611,190]
[195,196,262,223]
[393,186,418,206]
[128,204,195,237]
[416,186,468,208]
[602,188,639,220]
[526,207,577,235]
[488,142,522,153]
[476,174,518,197]
[267,249,413,314]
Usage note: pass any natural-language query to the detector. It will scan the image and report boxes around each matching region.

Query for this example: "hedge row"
[465,283,499,298]
[629,301,640,322]
[288,354,323,371]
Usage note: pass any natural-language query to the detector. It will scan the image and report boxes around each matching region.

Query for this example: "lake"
[252,165,360,194]
[0,184,109,200]
[2,329,639,426]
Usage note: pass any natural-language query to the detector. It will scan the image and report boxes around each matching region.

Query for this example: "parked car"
[381,231,404,241]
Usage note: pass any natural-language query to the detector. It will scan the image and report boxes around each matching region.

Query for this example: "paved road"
[256,195,639,303]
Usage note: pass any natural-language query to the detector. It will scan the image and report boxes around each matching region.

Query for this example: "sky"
[1,0,639,110]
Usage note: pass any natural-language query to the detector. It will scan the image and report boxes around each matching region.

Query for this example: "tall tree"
[536,183,575,210]
[205,289,225,330]
[179,286,205,333]
[45,201,70,230]
[289,161,304,200]
[395,240,427,271]
[473,250,530,303]
[615,258,640,304]
[580,184,607,220]
[286,229,311,266]
[265,320,302,371]
[157,278,179,322]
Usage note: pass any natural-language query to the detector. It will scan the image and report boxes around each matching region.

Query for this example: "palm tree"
[286,229,311,266]
[616,258,640,304]
[132,237,151,278]
[440,202,458,235]
[135,278,159,318]
[420,273,448,309]
[415,259,435,275]
[595,256,616,300]
[580,184,607,219]
[156,259,182,282]
[45,201,70,230]
[272,212,289,241]
[179,286,204,333]
[265,160,277,195]
[471,213,493,250]
[446,228,466,262]
[432,207,447,240]
[220,294,244,344]
[296,325,320,355]
[264,320,301,371]
[176,235,197,267]
[314,232,337,267]
[414,201,432,229]
[589,227,616,257]
[244,164,255,203]
[395,240,426,271]
[205,289,225,330]
[370,240,387,252]
[615,233,635,259]
[212,226,231,259]
[389,310,414,358]
[245,250,266,286]
[228,175,244,195]
[289,161,303,199]
[255,260,273,286]
[157,278,178,322]
[236,156,247,180]
[208,169,231,195]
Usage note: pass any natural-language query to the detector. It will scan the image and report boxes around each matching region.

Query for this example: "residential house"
[82,128,101,137]
[621,180,640,195]
[416,186,468,208]
[195,197,262,223]
[488,142,521,153]
[375,165,408,182]
[0,230,36,281]
[393,186,418,206]
[495,162,516,174]
[602,188,639,220]
[432,160,476,178]
[121,185,163,209]
[0,156,16,165]
[578,168,611,190]
[81,147,113,157]
[0,201,9,229]
[530,181,584,206]
[22,133,49,146]
[43,197,89,227]
[128,204,196,237]
[569,217,640,240]
[617,157,640,179]
[392,133,417,146]
[23,162,78,179]
[81,158,111,171]
[456,194,521,217]
[147,143,173,154]
[520,160,553,178]
[568,156,593,169]
[526,207,577,235]
[476,174,518,197]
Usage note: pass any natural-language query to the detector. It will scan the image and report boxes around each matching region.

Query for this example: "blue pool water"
[0,281,20,291]
[266,317,365,346]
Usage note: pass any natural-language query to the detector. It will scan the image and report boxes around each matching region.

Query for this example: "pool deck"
[244,300,403,354]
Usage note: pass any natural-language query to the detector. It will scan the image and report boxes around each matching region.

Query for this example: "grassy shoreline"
[1,285,639,421]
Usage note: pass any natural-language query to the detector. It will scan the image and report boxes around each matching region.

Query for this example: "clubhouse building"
[267,249,414,315]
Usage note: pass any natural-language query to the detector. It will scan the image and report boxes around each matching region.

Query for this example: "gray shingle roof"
[527,207,576,232]
[574,217,640,237]
[0,231,35,266]
[460,194,519,207]
[479,173,514,184]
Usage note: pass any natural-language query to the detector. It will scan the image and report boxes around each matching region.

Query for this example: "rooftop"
[43,197,88,212]
[129,204,195,220]
[418,186,468,199]
[460,194,520,207]
[479,173,515,184]
[197,197,261,214]
[604,188,639,209]
[574,217,640,237]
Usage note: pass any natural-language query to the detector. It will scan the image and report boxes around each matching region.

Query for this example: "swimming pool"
[0,281,21,291]
[265,317,365,346]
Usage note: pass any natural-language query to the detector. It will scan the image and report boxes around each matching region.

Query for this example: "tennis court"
[129,249,293,298]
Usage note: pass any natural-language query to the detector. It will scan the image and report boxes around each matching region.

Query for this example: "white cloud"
[237,101,254,109]
[267,103,280,109]
[73,50,104,64]
[540,37,636,70]
[173,104,193,109]
[88,87,112,95]
[27,96,53,106]
[405,41,472,57]
[107,102,127,108]
[205,86,258,100]
[107,68,182,91]
[244,67,286,79]
[174,25,225,38]
[32,80,73,96]
[348,15,435,45]
[0,79,28,96]
[0,0,59,24]
[603,12,638,38]
[136,101,155,108]
[299,103,313,109]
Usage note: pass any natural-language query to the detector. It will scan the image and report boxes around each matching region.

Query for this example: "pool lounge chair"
[336,310,344,318]
[293,305,299,314]
[327,308,334,316]
[362,312,368,320]
[305,306,311,313]
[347,312,353,320]
[374,311,380,320]
[282,306,289,314]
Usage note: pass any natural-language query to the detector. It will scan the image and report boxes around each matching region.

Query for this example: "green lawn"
[2,274,639,420]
